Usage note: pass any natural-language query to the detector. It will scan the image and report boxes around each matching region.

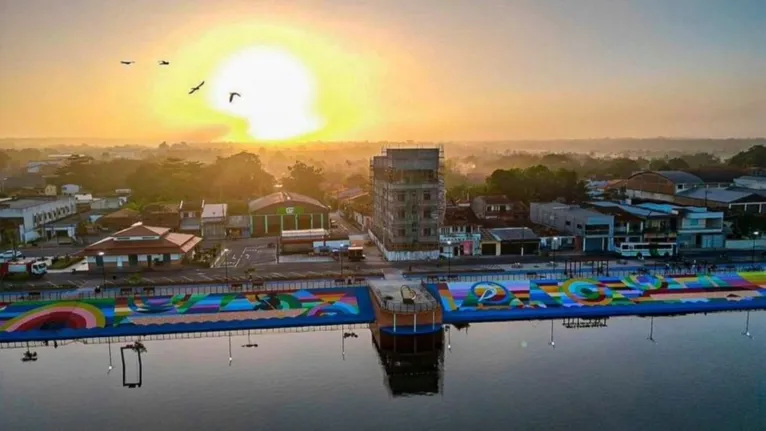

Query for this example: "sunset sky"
[0,0,764,142]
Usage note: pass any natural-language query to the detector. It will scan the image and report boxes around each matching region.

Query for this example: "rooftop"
[488,227,539,241]
[98,207,140,220]
[249,191,328,213]
[201,203,227,219]
[443,206,480,226]
[0,197,69,210]
[477,195,514,205]
[676,187,757,204]
[587,201,669,219]
[77,223,201,256]
[654,171,704,184]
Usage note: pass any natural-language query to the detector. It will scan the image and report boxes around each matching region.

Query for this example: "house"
[585,201,678,246]
[471,196,528,223]
[530,202,614,252]
[0,196,78,243]
[141,203,180,230]
[623,169,766,212]
[43,184,57,196]
[479,227,540,256]
[96,208,141,231]
[226,215,252,238]
[201,203,228,239]
[77,222,202,270]
[440,205,483,257]
[90,196,127,211]
[635,203,724,249]
[61,184,82,195]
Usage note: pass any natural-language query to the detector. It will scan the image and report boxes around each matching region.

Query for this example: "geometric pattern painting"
[0,288,372,341]
[431,272,766,322]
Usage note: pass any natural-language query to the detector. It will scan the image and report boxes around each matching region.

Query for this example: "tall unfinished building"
[369,147,445,261]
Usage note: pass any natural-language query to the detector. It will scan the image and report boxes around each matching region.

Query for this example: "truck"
[0,259,48,278]
[347,246,365,262]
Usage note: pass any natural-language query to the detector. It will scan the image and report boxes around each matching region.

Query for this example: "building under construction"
[369,147,445,261]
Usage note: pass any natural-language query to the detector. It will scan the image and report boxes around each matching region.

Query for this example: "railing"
[0,324,372,349]
[0,278,373,303]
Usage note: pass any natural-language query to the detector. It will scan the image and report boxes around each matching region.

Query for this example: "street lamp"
[551,236,559,268]
[98,251,106,290]
[751,231,760,267]
[446,240,452,276]
[223,248,230,288]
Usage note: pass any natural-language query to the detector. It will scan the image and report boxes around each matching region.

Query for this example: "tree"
[0,150,10,172]
[729,145,766,168]
[282,161,325,200]
[344,173,368,190]
[207,152,274,200]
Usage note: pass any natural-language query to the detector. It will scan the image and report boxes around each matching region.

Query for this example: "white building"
[0,197,78,243]
[61,184,82,195]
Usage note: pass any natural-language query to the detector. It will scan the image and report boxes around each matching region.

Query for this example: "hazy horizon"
[1,0,765,142]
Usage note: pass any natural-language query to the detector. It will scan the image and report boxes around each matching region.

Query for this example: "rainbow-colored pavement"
[0,287,374,342]
[427,272,766,323]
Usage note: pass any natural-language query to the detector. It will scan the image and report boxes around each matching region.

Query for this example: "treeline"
[52,152,328,205]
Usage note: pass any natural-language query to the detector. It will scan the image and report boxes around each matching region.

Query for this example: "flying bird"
[158,60,169,66]
[188,81,205,95]
[229,92,241,103]
[120,61,134,65]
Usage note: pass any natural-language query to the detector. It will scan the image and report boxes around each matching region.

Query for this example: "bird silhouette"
[189,81,205,95]
[158,60,169,66]
[229,92,241,103]
[120,61,135,65]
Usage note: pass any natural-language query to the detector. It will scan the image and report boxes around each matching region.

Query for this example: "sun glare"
[209,46,322,141]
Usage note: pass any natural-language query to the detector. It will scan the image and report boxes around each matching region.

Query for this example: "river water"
[1,312,764,431]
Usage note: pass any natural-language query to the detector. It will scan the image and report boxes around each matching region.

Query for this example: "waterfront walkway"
[0,287,374,342]
[2,272,766,342]
[425,272,766,323]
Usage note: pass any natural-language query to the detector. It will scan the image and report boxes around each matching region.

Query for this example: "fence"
[0,324,372,349]
[415,265,761,283]
[0,278,374,303]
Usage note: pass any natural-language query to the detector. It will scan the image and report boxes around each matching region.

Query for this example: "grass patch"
[49,257,84,270]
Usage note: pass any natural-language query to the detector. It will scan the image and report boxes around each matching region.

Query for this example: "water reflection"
[372,325,445,398]
[2,312,765,431]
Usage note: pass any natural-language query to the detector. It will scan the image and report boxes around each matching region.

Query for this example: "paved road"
[214,237,278,269]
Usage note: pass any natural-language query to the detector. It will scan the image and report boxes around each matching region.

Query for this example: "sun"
[208,46,323,141]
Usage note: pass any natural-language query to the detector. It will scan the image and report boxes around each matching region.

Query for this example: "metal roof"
[587,201,665,218]
[676,187,757,203]
[654,171,704,184]
[249,191,328,213]
[489,227,539,241]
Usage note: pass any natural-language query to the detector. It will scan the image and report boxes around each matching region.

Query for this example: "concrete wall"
[369,229,439,261]
[87,253,186,270]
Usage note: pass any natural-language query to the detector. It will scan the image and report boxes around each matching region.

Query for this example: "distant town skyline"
[0,0,764,142]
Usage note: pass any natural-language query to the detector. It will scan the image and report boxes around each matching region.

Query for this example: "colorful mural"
[0,288,373,341]
[431,272,766,322]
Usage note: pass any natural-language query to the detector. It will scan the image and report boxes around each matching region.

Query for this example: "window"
[423,192,431,201]
[397,209,405,218]
[565,221,571,226]
[576,224,583,229]
[397,229,406,236]
[423,209,432,219]
[128,255,138,266]
[163,253,171,263]
[397,193,405,202]
[423,228,433,236]
[95,255,104,267]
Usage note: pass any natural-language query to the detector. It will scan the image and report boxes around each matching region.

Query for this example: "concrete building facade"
[0,196,78,243]
[369,147,445,261]
[530,202,615,252]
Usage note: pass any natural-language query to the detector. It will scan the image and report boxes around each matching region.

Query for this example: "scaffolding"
[369,144,445,257]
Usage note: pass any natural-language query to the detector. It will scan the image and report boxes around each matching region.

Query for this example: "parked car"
[0,250,24,260]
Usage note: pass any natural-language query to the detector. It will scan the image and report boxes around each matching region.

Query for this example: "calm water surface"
[1,312,765,431]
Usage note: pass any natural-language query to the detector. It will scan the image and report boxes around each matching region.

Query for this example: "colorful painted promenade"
[428,272,766,323]
[2,272,766,342]
[0,287,374,342]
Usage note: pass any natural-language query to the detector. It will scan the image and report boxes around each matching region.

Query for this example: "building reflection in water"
[370,323,445,398]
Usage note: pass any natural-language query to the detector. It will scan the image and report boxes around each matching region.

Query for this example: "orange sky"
[0,0,764,142]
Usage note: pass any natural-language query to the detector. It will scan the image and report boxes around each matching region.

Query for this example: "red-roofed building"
[77,222,202,270]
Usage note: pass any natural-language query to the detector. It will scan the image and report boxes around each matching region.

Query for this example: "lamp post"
[551,236,559,268]
[447,240,452,276]
[98,251,106,290]
[223,248,230,288]
[751,231,760,267]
